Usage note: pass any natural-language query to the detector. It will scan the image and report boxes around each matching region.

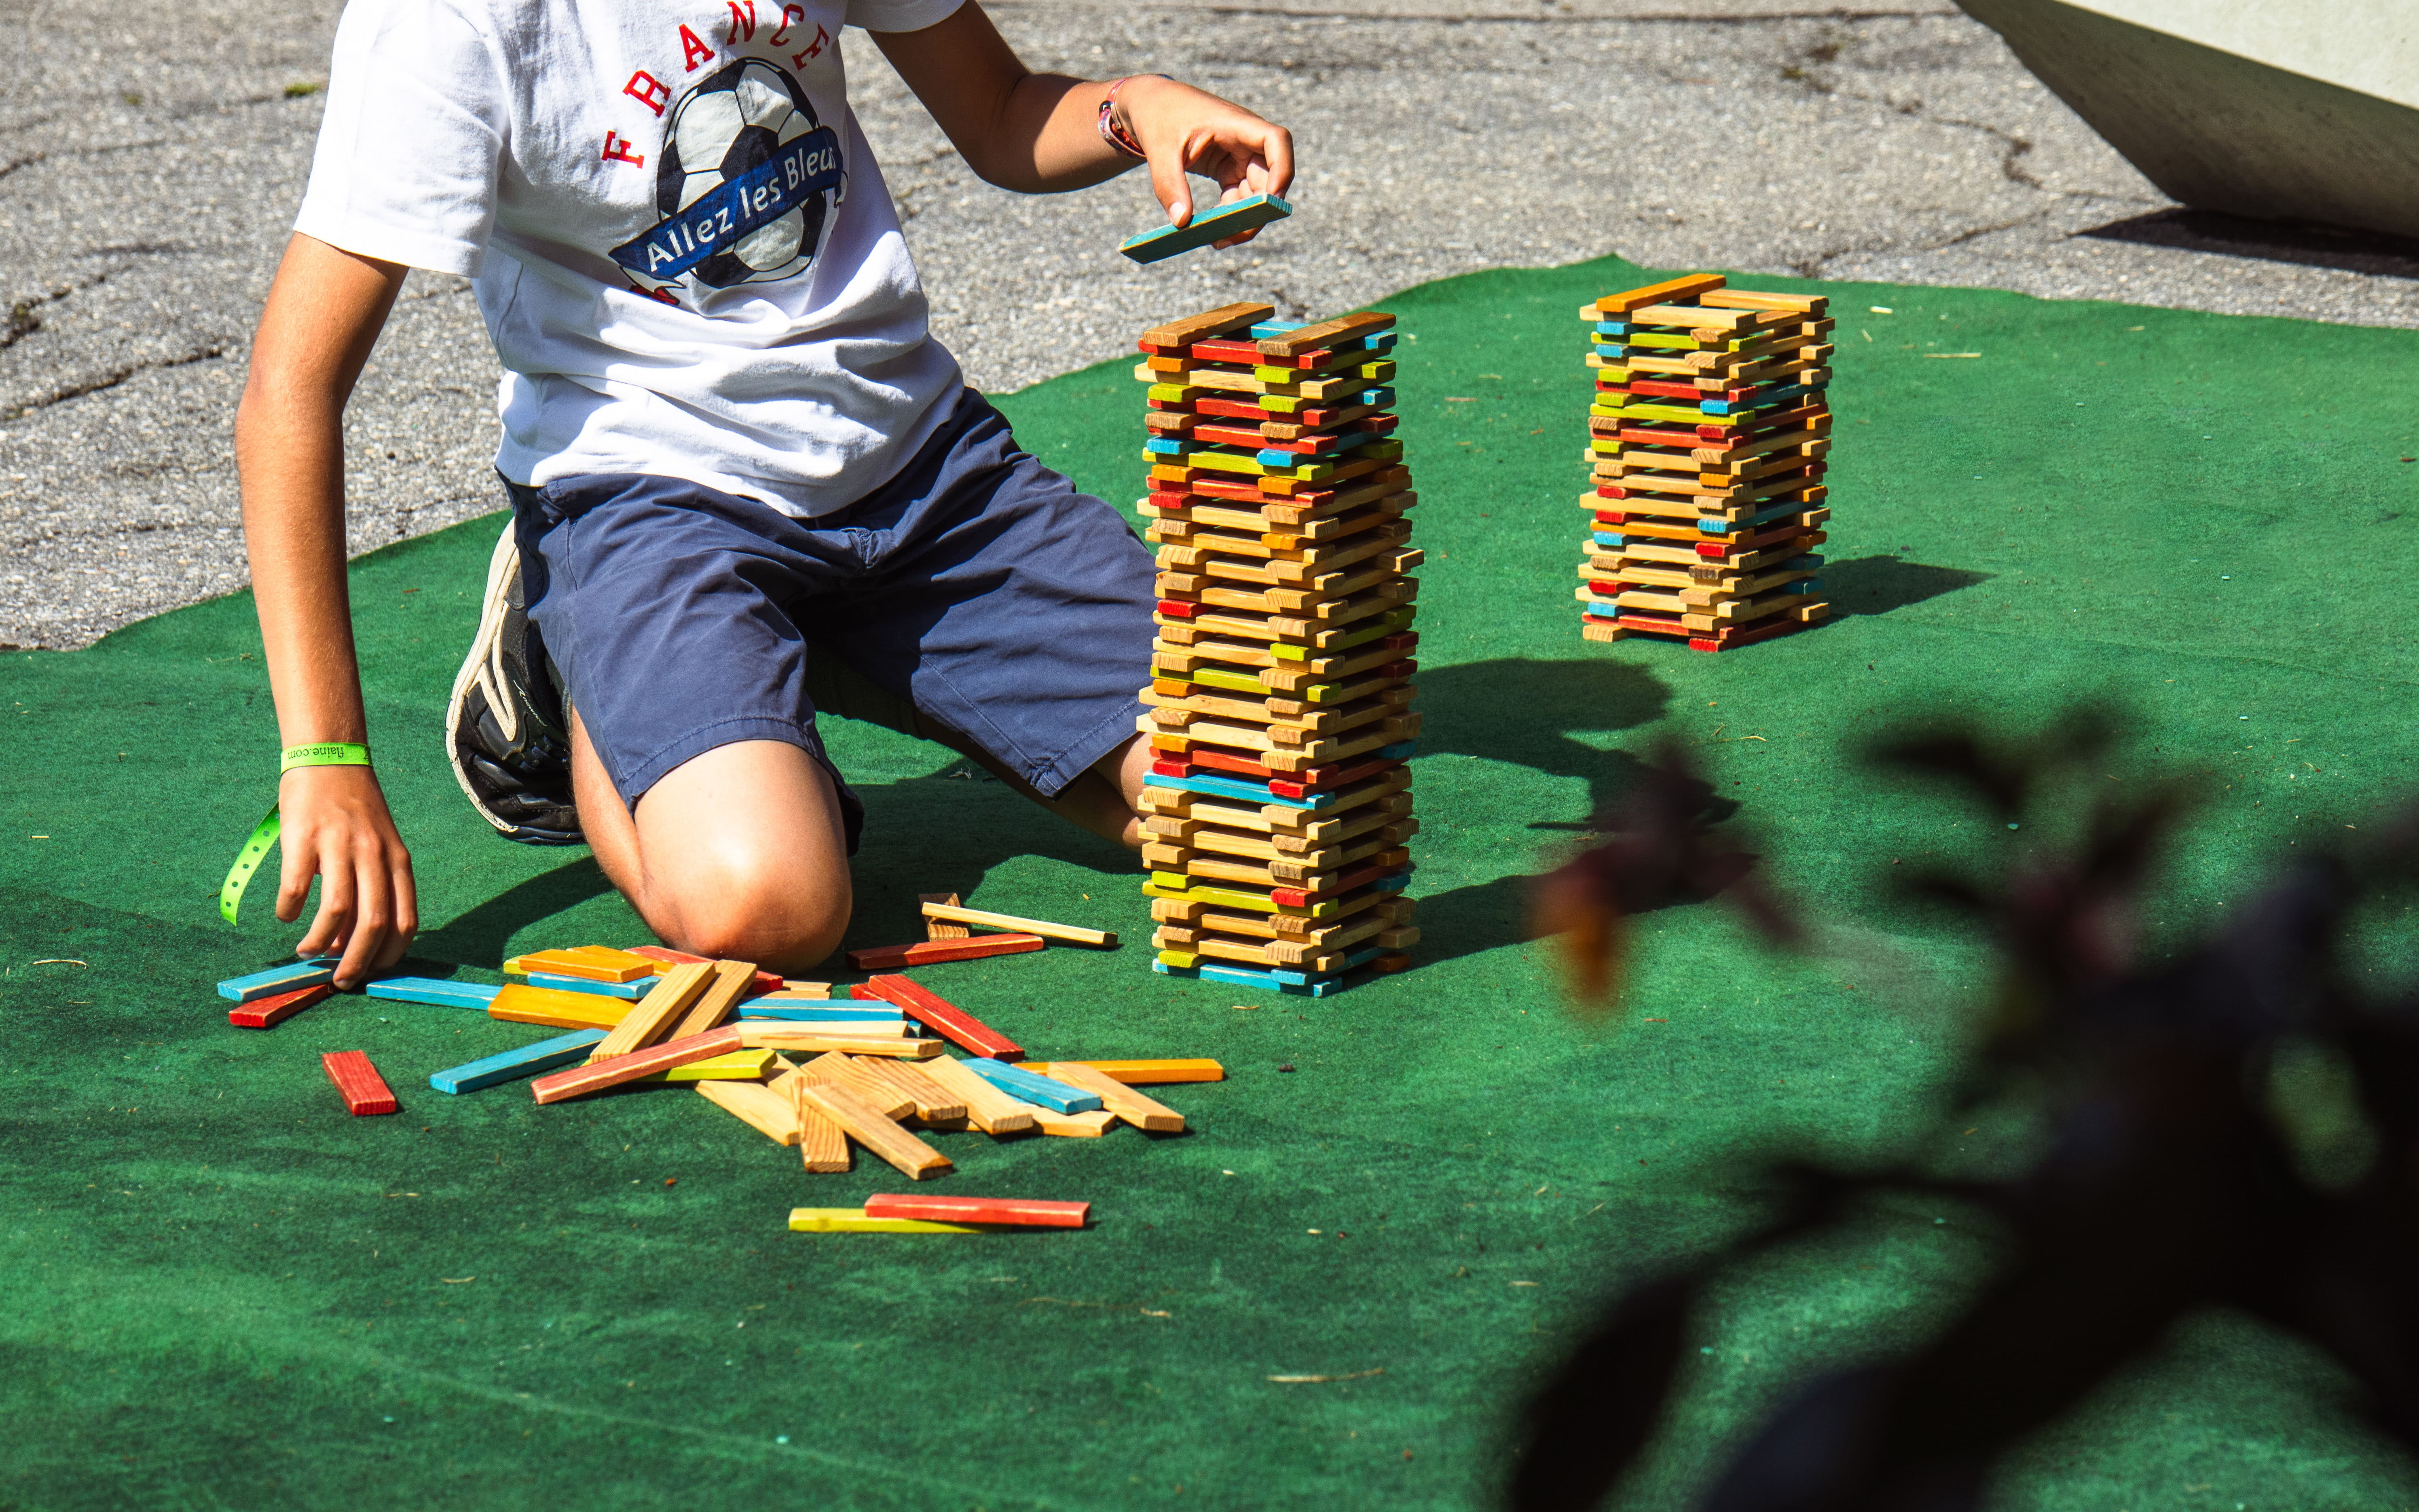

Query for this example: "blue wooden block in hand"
[429,1030,608,1094]
[218,959,338,1002]
[365,976,500,1009]
[958,1057,1104,1114]
[1118,194,1293,266]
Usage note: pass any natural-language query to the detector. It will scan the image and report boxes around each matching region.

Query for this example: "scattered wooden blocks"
[429,1030,608,1093]
[625,945,784,996]
[1038,1062,1187,1132]
[849,1056,967,1124]
[585,960,715,1062]
[228,983,331,1029]
[790,1052,916,1120]
[218,959,337,1003]
[670,958,759,1040]
[959,1057,1104,1114]
[530,1024,746,1104]
[365,977,499,1009]
[322,1051,398,1115]
[854,975,1023,1059]
[920,892,971,941]
[916,901,1118,948]
[793,1081,953,1180]
[843,935,1046,971]
[863,1194,1090,1228]
[1016,1058,1224,1084]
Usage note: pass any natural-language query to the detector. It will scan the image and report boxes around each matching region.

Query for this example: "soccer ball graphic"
[655,59,841,289]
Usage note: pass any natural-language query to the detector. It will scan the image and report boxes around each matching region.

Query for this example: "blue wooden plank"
[1248,319,1306,339]
[364,976,500,1009]
[958,1058,1104,1114]
[1144,772,1326,810]
[1117,194,1293,265]
[518,972,650,1000]
[428,1030,607,1094]
[736,1003,905,1022]
[1152,959,1348,997]
[218,959,338,1002]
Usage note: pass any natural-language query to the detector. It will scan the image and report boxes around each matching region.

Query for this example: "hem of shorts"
[1024,696,1148,800]
[618,715,828,807]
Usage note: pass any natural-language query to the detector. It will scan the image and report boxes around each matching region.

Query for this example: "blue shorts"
[509,387,1155,853]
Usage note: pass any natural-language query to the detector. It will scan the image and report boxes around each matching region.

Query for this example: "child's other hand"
[276,763,418,989]
[1121,77,1295,249]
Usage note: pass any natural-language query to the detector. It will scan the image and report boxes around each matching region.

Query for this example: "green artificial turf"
[4,254,2418,1510]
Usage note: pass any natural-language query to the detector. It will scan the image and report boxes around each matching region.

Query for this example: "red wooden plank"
[624,946,783,997]
[844,935,1046,972]
[321,1051,398,1115]
[852,975,1022,1060]
[528,1024,746,1105]
[229,983,332,1030]
[863,1194,1090,1229]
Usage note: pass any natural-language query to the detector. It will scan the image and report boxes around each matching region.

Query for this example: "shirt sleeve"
[293,0,507,277]
[843,0,965,34]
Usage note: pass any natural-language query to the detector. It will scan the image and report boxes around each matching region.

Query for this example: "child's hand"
[1118,77,1295,248]
[276,763,418,989]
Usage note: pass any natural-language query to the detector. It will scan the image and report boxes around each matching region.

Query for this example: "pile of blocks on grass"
[1131,300,1423,998]
[1576,273,1834,651]
[218,908,1218,1231]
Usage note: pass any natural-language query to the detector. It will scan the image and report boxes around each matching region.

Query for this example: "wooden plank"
[849,1056,967,1123]
[638,1049,778,1082]
[1138,301,1275,351]
[670,958,759,1041]
[487,985,629,1032]
[844,935,1046,971]
[863,1194,1090,1228]
[1030,1107,1117,1137]
[1118,195,1292,266]
[787,1208,982,1233]
[584,959,715,1063]
[854,975,1023,1059]
[227,983,331,1029]
[1009,1059,1226,1085]
[1256,311,1395,358]
[794,1081,953,1180]
[499,946,655,983]
[365,976,500,1009]
[696,1079,803,1145]
[624,945,783,996]
[321,1051,398,1115]
[794,1051,916,1120]
[960,1057,1104,1114]
[218,959,336,1003]
[530,1025,746,1104]
[917,902,1119,948]
[1700,288,1828,315]
[1038,1062,1186,1132]
[920,891,971,941]
[734,1026,943,1058]
[429,1030,608,1094]
[798,1105,851,1172]
[917,1056,1039,1135]
[1594,274,1725,316]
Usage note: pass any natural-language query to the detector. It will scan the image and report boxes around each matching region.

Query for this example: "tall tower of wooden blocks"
[1577,274,1834,651]
[1132,302,1423,997]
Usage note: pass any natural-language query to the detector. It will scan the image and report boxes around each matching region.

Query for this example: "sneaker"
[446,522,583,844]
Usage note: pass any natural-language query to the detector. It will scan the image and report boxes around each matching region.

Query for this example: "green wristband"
[220,744,374,926]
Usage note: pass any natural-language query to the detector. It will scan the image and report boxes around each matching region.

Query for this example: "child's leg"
[570,713,852,973]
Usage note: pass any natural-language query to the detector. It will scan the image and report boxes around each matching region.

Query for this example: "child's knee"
[657,857,849,973]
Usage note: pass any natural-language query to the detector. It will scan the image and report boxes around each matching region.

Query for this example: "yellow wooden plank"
[788,1208,983,1233]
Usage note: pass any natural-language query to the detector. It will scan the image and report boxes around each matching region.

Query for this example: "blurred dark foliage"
[1514,712,2419,1512]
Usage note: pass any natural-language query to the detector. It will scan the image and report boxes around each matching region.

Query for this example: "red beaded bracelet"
[1097,74,1167,159]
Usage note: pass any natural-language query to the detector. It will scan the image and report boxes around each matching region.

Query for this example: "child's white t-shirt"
[298,0,967,517]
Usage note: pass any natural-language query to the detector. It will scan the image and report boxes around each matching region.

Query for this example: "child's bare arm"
[235,233,418,988]
[871,2,1292,245]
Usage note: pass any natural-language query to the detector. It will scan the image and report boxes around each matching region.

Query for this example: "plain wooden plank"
[850,1056,967,1123]
[1140,301,1275,350]
[734,1026,944,1058]
[1254,311,1394,358]
[795,1052,915,1121]
[1036,1062,1187,1132]
[920,892,971,941]
[696,1079,803,1145]
[794,1082,953,1180]
[531,1025,745,1104]
[670,958,759,1041]
[1029,1106,1117,1137]
[585,960,714,1063]
[917,1056,1039,1136]
[917,901,1118,948]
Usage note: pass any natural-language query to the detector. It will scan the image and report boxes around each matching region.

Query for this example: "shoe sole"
[446,522,537,838]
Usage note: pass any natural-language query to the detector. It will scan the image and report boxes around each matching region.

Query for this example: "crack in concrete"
[0,270,117,355]
[5,345,227,420]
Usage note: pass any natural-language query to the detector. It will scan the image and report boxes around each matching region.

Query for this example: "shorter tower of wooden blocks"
[1132,302,1423,996]
[1577,274,1834,651]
